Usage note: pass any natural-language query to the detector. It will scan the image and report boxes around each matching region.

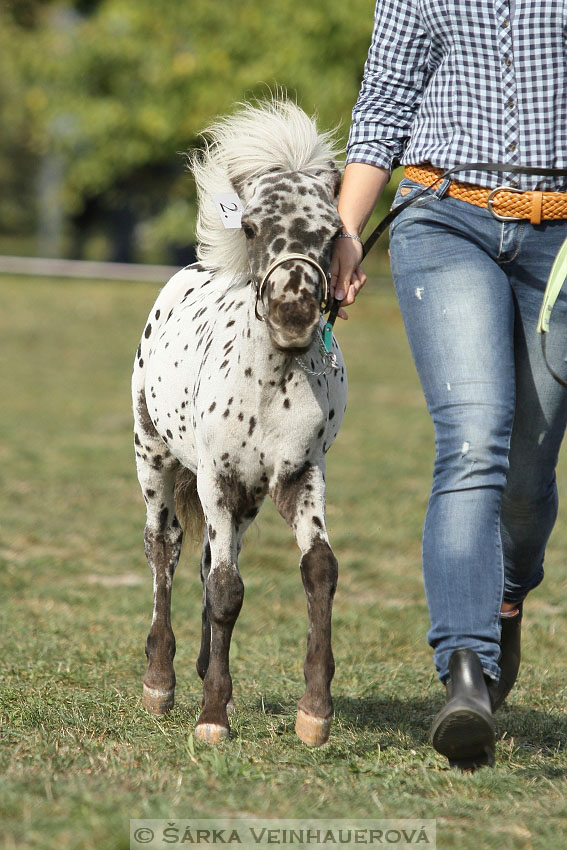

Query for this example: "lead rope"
[537,235,567,388]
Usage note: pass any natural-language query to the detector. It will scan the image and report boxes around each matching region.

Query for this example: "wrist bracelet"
[337,232,363,244]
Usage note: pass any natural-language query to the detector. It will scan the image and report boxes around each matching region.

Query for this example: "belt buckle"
[487,185,524,221]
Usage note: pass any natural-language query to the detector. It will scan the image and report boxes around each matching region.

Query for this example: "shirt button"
[504,57,512,67]
[508,143,517,152]
[507,99,515,108]
[502,19,510,27]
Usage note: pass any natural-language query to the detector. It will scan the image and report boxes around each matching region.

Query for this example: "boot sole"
[431,704,495,765]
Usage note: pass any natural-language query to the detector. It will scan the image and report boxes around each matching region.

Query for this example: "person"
[330,0,567,769]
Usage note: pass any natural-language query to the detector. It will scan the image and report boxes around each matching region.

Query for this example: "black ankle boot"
[431,648,495,770]
[488,602,523,712]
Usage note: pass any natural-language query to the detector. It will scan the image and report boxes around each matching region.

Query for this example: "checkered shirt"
[347,0,567,190]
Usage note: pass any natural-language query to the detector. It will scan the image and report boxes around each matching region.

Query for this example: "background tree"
[1,0,392,263]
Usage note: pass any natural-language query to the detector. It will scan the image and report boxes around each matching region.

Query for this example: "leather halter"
[254,253,329,321]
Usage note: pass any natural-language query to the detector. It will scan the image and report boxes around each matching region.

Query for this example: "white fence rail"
[0,255,180,283]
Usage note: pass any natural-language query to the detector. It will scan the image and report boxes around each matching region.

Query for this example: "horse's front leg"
[272,462,338,746]
[193,475,252,743]
[196,526,237,716]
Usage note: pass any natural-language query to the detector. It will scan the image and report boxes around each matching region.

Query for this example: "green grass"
[1,274,566,850]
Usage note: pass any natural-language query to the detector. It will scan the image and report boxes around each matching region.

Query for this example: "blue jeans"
[389,178,567,683]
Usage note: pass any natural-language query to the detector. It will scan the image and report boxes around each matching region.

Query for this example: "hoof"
[142,683,175,715]
[195,722,230,744]
[226,697,236,716]
[295,708,331,747]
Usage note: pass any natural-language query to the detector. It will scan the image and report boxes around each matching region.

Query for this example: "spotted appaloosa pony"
[132,98,347,746]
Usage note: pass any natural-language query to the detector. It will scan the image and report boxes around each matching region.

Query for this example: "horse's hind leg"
[134,393,182,714]
[272,462,338,746]
[196,529,212,683]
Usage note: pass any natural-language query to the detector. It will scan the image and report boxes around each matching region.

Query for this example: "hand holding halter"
[326,162,567,377]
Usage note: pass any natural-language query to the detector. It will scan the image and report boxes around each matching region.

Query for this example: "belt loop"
[530,191,543,225]
[434,177,452,200]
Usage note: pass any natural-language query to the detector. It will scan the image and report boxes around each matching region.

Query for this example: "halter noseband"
[254,253,329,321]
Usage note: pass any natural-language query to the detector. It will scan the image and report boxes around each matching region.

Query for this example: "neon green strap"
[537,235,567,334]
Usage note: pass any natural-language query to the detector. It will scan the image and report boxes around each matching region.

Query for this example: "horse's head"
[240,168,342,352]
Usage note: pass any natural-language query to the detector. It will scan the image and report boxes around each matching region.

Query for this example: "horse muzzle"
[266,297,320,352]
[254,253,329,321]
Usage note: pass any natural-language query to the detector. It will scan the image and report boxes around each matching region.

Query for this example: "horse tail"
[174,467,205,544]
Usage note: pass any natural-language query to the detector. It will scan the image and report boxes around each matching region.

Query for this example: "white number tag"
[212,193,244,229]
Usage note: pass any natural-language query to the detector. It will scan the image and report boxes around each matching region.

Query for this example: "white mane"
[188,97,342,282]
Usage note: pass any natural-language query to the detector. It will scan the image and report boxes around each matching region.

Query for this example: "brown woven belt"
[405,163,567,225]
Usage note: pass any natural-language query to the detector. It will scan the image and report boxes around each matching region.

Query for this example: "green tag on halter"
[323,322,333,353]
[538,235,567,334]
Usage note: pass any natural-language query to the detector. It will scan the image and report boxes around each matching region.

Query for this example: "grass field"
[1,273,566,850]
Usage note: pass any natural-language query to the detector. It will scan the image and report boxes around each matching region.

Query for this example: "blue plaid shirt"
[347,0,567,190]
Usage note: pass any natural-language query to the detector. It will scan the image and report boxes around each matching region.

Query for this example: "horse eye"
[242,223,256,240]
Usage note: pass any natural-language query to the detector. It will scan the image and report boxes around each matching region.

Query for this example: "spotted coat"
[131,99,348,745]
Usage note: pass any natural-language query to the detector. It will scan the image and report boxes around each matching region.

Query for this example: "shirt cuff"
[345,140,399,172]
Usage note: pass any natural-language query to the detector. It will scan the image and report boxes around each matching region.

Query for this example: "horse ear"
[317,162,342,200]
[230,176,247,199]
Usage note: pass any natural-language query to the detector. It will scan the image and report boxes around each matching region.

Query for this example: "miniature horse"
[132,98,347,746]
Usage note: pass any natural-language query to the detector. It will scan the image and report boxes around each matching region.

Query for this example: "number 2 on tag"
[212,193,244,229]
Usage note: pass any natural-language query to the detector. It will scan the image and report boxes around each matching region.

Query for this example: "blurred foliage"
[1,0,388,261]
